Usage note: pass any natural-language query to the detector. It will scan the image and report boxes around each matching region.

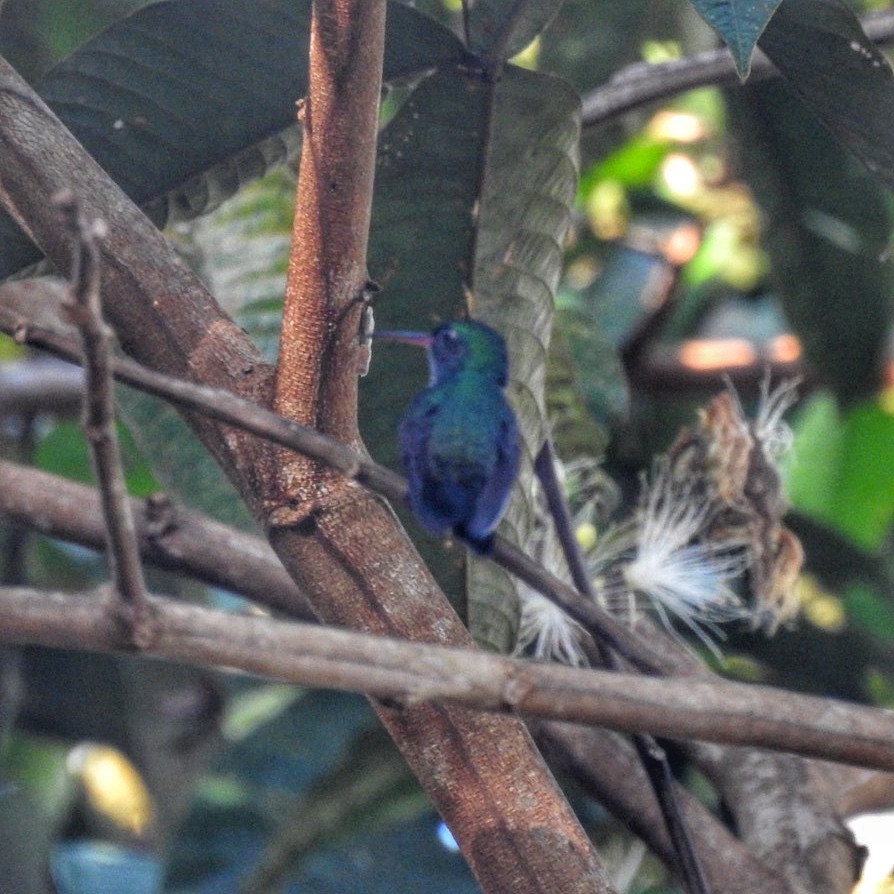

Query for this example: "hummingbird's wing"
[464,398,521,541]
[398,387,462,535]
[398,380,520,555]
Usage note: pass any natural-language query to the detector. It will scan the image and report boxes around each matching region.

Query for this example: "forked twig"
[54,192,154,645]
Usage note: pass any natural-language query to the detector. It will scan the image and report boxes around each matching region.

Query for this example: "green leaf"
[0,0,466,279]
[789,393,894,550]
[34,419,156,498]
[690,0,782,78]
[845,582,894,643]
[467,66,580,652]
[830,401,894,550]
[786,393,843,523]
[466,0,564,61]
[758,0,894,194]
[727,79,894,402]
[364,65,579,652]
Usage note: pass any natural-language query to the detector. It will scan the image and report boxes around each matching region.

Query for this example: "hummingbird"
[376,320,521,554]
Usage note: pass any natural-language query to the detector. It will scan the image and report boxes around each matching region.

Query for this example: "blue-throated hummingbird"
[376,319,521,554]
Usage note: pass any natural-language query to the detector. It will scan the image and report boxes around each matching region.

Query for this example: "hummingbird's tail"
[453,524,495,556]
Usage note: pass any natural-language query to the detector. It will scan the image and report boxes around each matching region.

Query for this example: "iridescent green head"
[375,320,509,386]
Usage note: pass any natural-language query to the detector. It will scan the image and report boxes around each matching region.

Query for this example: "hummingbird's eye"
[435,326,461,353]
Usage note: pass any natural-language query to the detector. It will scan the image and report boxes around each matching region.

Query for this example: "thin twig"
[0,584,892,771]
[581,9,894,127]
[0,284,662,673]
[535,442,709,894]
[54,193,153,645]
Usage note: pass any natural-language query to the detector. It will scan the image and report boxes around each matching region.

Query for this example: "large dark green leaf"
[727,79,894,402]
[363,65,580,652]
[467,67,579,652]
[0,0,466,279]
[362,68,492,605]
[758,0,894,195]
[465,0,564,60]
[690,0,782,77]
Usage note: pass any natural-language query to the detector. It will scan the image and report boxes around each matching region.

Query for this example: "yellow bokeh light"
[798,575,846,633]
[68,744,153,837]
[648,110,707,144]
[575,522,598,552]
[661,153,702,199]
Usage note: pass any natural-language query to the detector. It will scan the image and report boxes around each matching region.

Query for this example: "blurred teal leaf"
[690,0,782,78]
[166,691,439,891]
[280,814,477,894]
[758,0,894,195]
[555,286,629,429]
[465,0,563,61]
[0,0,466,278]
[52,841,162,894]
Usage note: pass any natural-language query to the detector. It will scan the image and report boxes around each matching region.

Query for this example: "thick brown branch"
[536,722,803,894]
[273,0,385,487]
[0,458,314,620]
[0,584,892,773]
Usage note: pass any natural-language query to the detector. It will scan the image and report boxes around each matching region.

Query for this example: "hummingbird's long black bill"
[373,330,433,348]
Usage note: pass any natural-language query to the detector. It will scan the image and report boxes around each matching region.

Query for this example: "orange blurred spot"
[659,223,702,265]
[769,333,802,363]
[679,338,757,370]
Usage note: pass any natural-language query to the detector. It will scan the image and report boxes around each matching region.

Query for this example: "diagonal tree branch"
[0,457,314,620]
